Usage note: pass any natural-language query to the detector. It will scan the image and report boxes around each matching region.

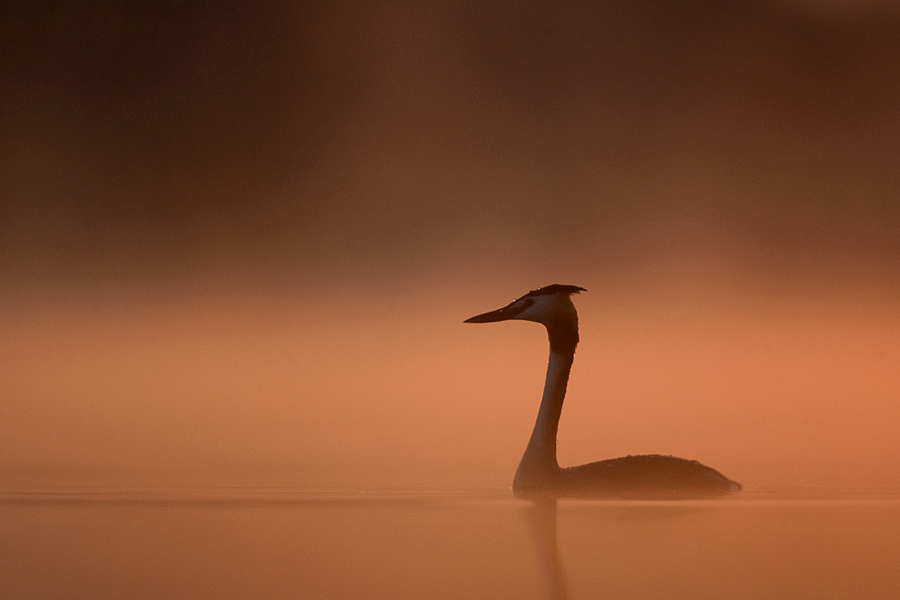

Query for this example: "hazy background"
[2,0,899,491]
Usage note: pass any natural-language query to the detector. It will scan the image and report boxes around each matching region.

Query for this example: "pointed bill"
[464,299,533,323]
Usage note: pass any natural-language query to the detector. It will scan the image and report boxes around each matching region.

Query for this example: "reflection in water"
[523,497,569,600]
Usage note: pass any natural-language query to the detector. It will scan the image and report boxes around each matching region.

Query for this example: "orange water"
[3,487,900,600]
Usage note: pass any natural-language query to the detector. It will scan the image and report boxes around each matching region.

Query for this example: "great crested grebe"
[466,284,740,498]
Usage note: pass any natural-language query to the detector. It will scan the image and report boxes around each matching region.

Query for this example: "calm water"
[2,486,900,600]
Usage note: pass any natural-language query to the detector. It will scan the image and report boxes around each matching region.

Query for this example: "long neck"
[514,323,578,488]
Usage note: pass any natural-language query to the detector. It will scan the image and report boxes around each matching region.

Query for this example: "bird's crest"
[522,284,586,298]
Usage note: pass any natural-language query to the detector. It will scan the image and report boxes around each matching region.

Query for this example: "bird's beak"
[464,299,529,323]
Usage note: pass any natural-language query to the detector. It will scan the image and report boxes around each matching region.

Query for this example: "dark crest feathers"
[522,284,586,299]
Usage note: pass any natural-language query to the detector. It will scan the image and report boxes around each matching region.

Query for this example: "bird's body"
[465,284,740,498]
[532,455,738,499]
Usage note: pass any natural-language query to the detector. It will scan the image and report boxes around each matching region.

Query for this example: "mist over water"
[2,0,900,491]
[3,283,899,492]
[3,0,900,489]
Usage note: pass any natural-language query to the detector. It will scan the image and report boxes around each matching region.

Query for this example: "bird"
[465,284,741,498]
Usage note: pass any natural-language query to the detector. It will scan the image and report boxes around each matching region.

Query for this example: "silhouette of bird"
[465,284,740,498]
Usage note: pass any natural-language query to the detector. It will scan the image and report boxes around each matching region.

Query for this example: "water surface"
[3,486,900,599]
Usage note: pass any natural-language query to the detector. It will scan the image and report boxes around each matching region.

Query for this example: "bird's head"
[464,284,585,329]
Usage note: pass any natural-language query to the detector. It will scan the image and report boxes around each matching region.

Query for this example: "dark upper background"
[3,0,899,297]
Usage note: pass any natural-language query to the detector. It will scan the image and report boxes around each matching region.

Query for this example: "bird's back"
[517,454,741,499]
